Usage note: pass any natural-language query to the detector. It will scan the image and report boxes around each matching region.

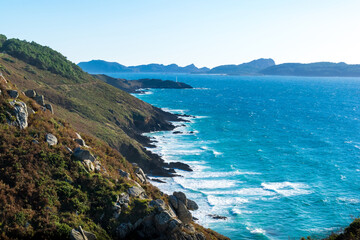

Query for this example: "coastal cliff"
[0,34,228,239]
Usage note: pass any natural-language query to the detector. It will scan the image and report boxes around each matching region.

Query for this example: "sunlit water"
[109,73,360,240]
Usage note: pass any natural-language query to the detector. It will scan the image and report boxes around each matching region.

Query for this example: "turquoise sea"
[110,73,360,240]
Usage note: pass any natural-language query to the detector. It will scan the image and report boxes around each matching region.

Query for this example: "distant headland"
[78,59,360,77]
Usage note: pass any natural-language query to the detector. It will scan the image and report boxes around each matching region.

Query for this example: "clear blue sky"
[1,0,360,67]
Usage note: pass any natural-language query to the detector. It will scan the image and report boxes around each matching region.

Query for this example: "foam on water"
[261,182,313,197]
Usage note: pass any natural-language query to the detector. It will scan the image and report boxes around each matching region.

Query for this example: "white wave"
[261,182,312,197]
[207,195,249,206]
[246,226,266,235]
[202,188,275,196]
[337,197,360,204]
[230,208,254,215]
[174,177,238,190]
[189,170,261,179]
[195,115,210,119]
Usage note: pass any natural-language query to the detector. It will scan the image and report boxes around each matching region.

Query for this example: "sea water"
[109,73,360,240]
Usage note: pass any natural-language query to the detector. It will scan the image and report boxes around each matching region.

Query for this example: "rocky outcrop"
[82,159,95,172]
[116,222,133,239]
[7,90,19,98]
[127,186,147,199]
[24,89,36,98]
[9,100,28,129]
[46,133,58,146]
[70,226,97,240]
[169,192,197,224]
[72,147,96,162]
[34,95,45,106]
[44,103,53,114]
[113,193,130,218]
[134,166,148,184]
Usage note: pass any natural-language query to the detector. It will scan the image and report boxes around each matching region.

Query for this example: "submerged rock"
[9,100,28,129]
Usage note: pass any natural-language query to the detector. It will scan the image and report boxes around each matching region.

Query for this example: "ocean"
[109,73,360,240]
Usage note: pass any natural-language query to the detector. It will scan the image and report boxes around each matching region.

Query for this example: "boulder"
[7,90,19,98]
[44,103,54,114]
[154,211,173,232]
[187,199,199,211]
[32,139,39,144]
[46,133,57,146]
[75,138,86,146]
[83,159,95,172]
[134,167,147,184]
[169,195,178,210]
[116,222,133,239]
[176,200,192,224]
[34,95,45,106]
[72,147,96,162]
[173,191,187,206]
[9,100,28,129]
[70,226,97,240]
[167,218,182,233]
[118,169,130,179]
[24,89,36,98]
[127,186,146,198]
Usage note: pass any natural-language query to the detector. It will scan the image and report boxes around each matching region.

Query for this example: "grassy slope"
[0,52,178,176]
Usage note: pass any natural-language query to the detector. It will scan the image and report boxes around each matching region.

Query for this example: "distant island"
[94,74,193,93]
[78,59,360,77]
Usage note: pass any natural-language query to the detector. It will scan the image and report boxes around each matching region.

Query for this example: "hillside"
[0,35,191,177]
[78,60,210,74]
[260,62,360,77]
[0,71,228,240]
[93,74,192,93]
[207,58,275,75]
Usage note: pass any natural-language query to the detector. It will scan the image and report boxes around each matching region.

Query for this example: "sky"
[1,0,360,68]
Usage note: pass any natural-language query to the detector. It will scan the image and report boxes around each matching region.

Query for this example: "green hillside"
[0,35,185,177]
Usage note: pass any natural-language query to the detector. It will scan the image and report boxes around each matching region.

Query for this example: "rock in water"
[25,89,36,98]
[46,133,58,146]
[7,90,19,98]
[9,100,28,129]
[72,147,96,162]
[187,199,199,211]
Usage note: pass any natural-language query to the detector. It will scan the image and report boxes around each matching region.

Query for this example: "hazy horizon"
[2,0,360,68]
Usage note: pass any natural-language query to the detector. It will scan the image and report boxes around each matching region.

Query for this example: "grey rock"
[32,139,39,144]
[174,191,187,206]
[7,90,19,98]
[127,186,146,198]
[27,106,35,115]
[133,218,143,229]
[176,200,192,224]
[150,199,167,211]
[75,138,86,146]
[116,222,133,239]
[25,89,36,98]
[9,100,28,129]
[187,199,199,211]
[72,147,96,162]
[65,146,73,154]
[135,167,148,184]
[46,133,57,146]
[118,169,130,179]
[83,159,95,172]
[118,192,130,204]
[70,226,97,240]
[167,218,182,233]
[34,95,45,106]
[44,103,53,114]
[169,195,179,210]
[154,211,173,232]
